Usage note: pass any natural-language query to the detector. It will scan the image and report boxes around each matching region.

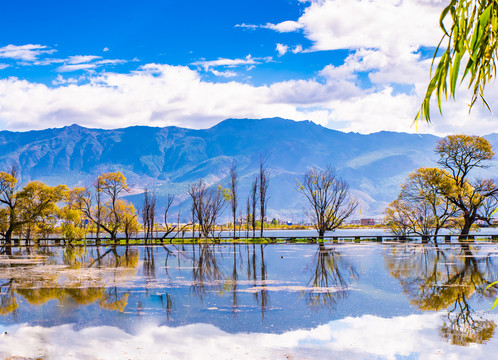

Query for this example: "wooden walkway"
[2,233,498,247]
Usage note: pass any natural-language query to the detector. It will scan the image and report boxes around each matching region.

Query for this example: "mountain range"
[1,117,495,220]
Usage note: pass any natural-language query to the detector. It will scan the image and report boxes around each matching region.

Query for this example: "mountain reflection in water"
[0,243,497,358]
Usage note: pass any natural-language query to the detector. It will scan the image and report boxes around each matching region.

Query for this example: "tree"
[119,201,139,241]
[0,167,20,243]
[16,181,66,242]
[385,167,459,243]
[417,0,498,123]
[249,178,258,238]
[188,179,229,238]
[0,168,66,244]
[259,156,270,237]
[142,188,156,241]
[59,187,87,241]
[298,167,358,237]
[387,135,498,241]
[435,135,498,238]
[73,172,136,241]
[229,161,238,237]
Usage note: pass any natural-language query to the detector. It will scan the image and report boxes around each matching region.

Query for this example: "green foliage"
[417,0,498,123]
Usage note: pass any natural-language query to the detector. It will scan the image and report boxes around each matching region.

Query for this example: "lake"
[0,242,498,359]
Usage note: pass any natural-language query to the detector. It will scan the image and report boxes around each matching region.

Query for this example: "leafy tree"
[417,0,498,122]
[388,135,498,241]
[0,171,66,243]
[385,167,459,242]
[72,172,137,240]
[59,187,87,241]
[436,135,498,237]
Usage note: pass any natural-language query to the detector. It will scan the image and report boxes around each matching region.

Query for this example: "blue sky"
[0,0,496,135]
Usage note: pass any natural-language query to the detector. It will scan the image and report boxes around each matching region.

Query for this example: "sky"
[0,0,497,135]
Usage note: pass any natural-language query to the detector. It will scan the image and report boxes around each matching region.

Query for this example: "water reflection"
[0,245,139,315]
[307,243,358,308]
[385,244,498,345]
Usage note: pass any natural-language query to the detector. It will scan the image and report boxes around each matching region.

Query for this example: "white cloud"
[0,64,9,70]
[281,0,445,55]
[52,74,85,85]
[235,21,303,33]
[0,44,56,61]
[234,23,259,30]
[0,313,496,359]
[103,47,110,52]
[292,45,303,54]
[263,20,303,33]
[0,62,497,135]
[190,55,272,70]
[56,63,97,72]
[211,69,238,78]
[96,59,128,65]
[68,55,102,64]
[276,43,288,57]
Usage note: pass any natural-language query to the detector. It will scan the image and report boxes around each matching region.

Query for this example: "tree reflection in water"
[0,245,139,315]
[191,244,223,300]
[307,243,358,309]
[386,244,498,346]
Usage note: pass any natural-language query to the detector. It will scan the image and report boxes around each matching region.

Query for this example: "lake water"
[1,242,498,359]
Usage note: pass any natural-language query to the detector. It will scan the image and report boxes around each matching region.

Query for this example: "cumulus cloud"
[0,44,56,61]
[0,64,8,70]
[275,0,445,54]
[276,43,288,57]
[0,61,496,135]
[292,45,303,54]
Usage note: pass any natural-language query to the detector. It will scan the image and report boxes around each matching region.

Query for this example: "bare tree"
[160,195,187,240]
[229,161,238,237]
[259,156,270,237]
[142,188,156,241]
[250,178,258,238]
[246,196,251,237]
[188,179,228,238]
[298,167,358,238]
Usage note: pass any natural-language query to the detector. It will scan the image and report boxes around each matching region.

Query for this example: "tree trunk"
[459,215,473,242]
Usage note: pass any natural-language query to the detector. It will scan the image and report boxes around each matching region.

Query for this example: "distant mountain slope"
[1,117,491,219]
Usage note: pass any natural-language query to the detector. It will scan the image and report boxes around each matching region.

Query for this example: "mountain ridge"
[0,117,492,219]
